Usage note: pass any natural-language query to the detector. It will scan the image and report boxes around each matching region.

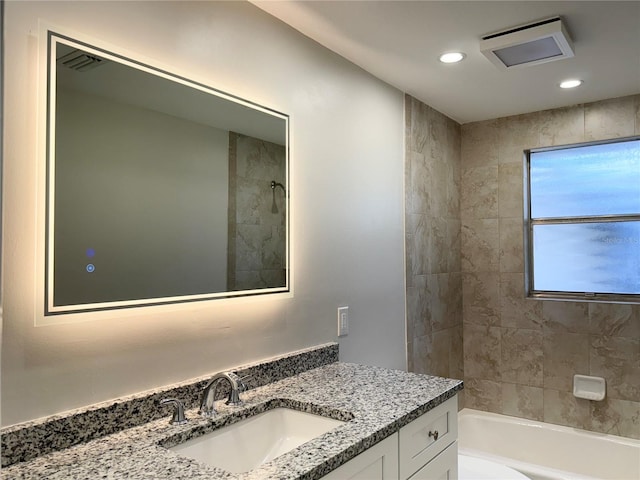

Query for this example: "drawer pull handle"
[429,430,439,441]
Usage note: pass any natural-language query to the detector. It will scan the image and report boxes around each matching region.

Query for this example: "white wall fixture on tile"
[573,374,606,401]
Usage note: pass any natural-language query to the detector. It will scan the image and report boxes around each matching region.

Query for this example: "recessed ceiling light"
[439,52,466,64]
[559,79,583,89]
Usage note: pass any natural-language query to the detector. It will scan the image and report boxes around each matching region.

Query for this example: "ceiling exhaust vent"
[480,17,574,70]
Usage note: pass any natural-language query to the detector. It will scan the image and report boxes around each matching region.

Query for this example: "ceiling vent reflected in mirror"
[58,48,108,72]
[480,17,574,70]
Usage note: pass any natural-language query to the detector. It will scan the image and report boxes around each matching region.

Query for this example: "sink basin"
[168,407,346,473]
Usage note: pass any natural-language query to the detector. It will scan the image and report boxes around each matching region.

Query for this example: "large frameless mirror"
[45,32,289,315]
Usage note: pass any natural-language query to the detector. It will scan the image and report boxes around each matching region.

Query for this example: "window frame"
[524,135,640,304]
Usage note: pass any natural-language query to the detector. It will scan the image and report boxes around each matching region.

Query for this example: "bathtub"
[458,408,640,480]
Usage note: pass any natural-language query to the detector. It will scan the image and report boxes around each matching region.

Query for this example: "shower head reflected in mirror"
[270,180,286,214]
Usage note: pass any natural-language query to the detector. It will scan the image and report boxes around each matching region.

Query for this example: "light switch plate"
[337,306,349,337]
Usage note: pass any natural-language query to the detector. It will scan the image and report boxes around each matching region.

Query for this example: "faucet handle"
[225,372,246,406]
[237,373,253,391]
[160,398,188,425]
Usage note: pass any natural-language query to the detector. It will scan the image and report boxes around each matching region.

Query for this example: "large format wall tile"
[429,217,456,274]
[497,112,541,163]
[590,336,640,402]
[461,166,498,219]
[501,328,543,387]
[431,328,453,378]
[591,397,640,439]
[407,213,431,276]
[498,162,524,218]
[405,303,424,346]
[446,219,462,273]
[463,272,500,326]
[538,104,585,146]
[464,378,502,413]
[408,150,432,216]
[542,301,589,334]
[406,276,430,341]
[543,389,590,430]
[461,218,499,273]
[463,324,501,381]
[542,332,590,391]
[427,273,462,332]
[446,120,462,217]
[500,273,543,330]
[461,120,500,168]
[411,334,433,376]
[499,217,524,273]
[588,303,639,338]
[429,159,454,218]
[407,98,430,154]
[501,383,543,421]
[450,324,465,380]
[585,95,638,140]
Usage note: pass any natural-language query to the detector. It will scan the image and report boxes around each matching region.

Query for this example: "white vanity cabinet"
[399,395,458,479]
[403,442,457,480]
[323,395,458,480]
[322,433,399,480]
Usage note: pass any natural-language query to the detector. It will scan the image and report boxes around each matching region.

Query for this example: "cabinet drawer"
[408,441,458,480]
[399,395,457,480]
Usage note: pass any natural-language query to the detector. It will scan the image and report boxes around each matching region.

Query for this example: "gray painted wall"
[2,0,405,425]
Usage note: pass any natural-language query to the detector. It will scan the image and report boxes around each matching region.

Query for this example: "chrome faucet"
[199,372,247,417]
[160,398,188,425]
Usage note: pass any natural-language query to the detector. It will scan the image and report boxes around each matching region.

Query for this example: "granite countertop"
[1,363,462,480]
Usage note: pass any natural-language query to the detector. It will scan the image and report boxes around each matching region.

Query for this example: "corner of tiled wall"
[404,94,464,407]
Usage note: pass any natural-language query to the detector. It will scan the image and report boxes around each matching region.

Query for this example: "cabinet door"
[408,441,458,480]
[399,395,457,480]
[322,433,399,480]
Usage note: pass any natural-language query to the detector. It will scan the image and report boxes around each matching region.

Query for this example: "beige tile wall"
[228,132,287,290]
[405,95,464,387]
[461,94,640,439]
[406,93,640,439]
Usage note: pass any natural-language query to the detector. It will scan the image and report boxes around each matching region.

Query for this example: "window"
[525,136,640,302]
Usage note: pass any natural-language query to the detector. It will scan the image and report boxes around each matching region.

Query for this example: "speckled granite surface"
[1,343,338,467]
[1,362,462,480]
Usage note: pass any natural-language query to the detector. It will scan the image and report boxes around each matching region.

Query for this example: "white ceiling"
[253,1,640,124]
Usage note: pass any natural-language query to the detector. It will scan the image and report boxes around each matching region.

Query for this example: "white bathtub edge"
[458,408,640,448]
[458,408,640,480]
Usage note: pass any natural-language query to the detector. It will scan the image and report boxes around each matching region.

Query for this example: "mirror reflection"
[47,33,289,314]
